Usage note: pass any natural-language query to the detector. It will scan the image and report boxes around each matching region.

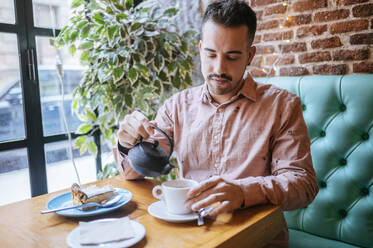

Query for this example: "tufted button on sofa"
[256,75,373,248]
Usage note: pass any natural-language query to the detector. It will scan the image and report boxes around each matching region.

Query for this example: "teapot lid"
[140,140,168,160]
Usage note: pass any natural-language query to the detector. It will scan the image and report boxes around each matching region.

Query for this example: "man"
[115,0,318,246]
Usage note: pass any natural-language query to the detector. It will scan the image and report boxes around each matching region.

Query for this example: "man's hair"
[202,0,257,45]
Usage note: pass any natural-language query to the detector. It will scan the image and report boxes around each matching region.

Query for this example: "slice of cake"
[71,183,115,208]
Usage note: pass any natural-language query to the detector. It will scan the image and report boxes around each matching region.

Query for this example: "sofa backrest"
[256,75,373,248]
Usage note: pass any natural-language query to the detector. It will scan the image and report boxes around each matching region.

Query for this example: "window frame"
[0,0,102,197]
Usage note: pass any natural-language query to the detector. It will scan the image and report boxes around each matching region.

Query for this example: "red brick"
[313,64,347,75]
[263,31,293,41]
[251,56,263,67]
[297,25,327,38]
[251,0,280,7]
[330,20,369,34]
[257,20,280,30]
[350,32,373,44]
[337,0,368,6]
[249,68,274,77]
[291,0,327,12]
[314,9,350,22]
[353,61,373,73]
[255,10,263,21]
[256,45,276,54]
[265,55,295,66]
[311,37,343,49]
[253,35,261,44]
[299,51,331,64]
[264,4,287,16]
[352,3,373,17]
[280,67,309,76]
[280,42,307,53]
[333,49,370,61]
[284,14,312,27]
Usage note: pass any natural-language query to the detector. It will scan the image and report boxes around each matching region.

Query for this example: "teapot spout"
[161,163,175,175]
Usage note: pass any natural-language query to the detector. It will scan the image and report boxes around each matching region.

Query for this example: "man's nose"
[214,56,226,74]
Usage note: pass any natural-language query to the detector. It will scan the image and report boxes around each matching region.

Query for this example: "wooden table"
[0,176,284,248]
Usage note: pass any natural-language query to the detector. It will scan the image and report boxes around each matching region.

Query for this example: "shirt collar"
[200,73,257,104]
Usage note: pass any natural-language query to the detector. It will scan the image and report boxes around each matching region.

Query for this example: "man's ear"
[199,40,203,53]
[247,46,256,65]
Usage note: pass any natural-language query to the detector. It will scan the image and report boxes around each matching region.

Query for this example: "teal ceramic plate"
[46,188,132,217]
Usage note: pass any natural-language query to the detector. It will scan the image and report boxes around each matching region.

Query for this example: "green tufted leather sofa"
[256,75,373,248]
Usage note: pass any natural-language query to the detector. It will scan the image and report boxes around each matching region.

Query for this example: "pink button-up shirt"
[114,74,318,247]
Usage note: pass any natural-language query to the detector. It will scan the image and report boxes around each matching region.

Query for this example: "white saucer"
[147,201,198,223]
[66,218,145,248]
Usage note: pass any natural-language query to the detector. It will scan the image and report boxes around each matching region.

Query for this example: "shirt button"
[214,162,219,168]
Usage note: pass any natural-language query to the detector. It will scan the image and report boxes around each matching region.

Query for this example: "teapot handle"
[151,125,174,161]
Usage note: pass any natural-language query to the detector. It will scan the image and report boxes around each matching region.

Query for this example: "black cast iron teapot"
[128,125,174,177]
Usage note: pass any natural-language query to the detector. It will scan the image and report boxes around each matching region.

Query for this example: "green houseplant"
[55,0,198,178]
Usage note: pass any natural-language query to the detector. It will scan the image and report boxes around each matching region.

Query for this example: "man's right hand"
[117,110,154,149]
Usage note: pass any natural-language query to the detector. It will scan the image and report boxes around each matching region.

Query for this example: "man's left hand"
[185,176,244,217]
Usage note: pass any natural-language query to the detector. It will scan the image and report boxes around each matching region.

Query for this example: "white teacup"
[152,179,198,215]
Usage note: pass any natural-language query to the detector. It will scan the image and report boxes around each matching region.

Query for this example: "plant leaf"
[72,98,79,112]
[74,135,87,148]
[151,7,161,19]
[124,93,133,107]
[154,55,164,70]
[62,28,71,43]
[86,109,97,122]
[107,26,117,42]
[172,70,182,88]
[113,67,125,82]
[125,0,134,10]
[80,143,88,155]
[68,45,76,56]
[163,8,179,18]
[113,3,124,11]
[93,12,105,25]
[130,22,141,32]
[77,113,88,122]
[104,128,112,140]
[88,140,98,155]
[118,47,129,58]
[144,30,160,37]
[76,20,88,29]
[69,30,78,42]
[182,30,198,39]
[78,41,94,50]
[181,41,188,54]
[165,33,180,44]
[71,0,84,8]
[80,24,91,39]
[135,63,150,72]
[77,123,93,134]
[167,61,177,74]
[158,71,168,82]
[128,68,138,84]
[80,50,90,61]
[185,72,192,85]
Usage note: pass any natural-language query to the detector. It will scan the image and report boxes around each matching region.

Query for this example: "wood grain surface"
[0,176,284,248]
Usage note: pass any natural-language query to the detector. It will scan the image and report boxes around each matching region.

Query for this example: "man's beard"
[207,73,233,95]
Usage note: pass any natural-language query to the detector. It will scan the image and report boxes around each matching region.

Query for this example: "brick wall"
[248,0,373,77]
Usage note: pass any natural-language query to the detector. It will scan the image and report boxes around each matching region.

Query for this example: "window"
[0,0,105,205]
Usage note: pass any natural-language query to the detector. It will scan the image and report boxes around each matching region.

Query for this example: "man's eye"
[227,56,239,61]
[207,54,216,58]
